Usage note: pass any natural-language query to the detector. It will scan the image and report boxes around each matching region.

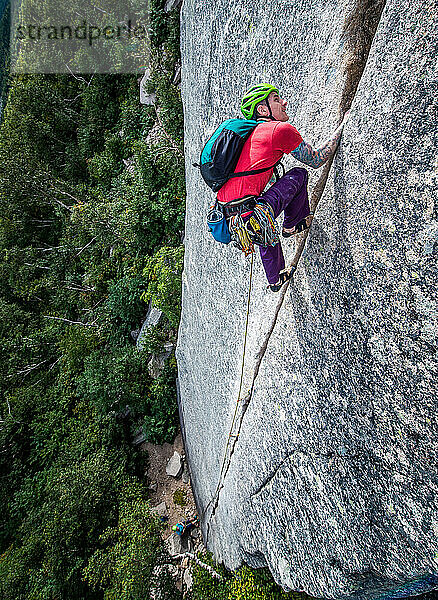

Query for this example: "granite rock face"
[176,0,438,598]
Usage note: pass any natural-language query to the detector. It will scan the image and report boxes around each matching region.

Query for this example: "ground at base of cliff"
[142,430,206,594]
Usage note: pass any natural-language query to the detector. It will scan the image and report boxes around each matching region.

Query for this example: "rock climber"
[172,516,199,537]
[217,84,349,292]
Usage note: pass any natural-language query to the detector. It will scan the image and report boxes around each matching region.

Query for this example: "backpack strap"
[273,161,285,182]
[228,157,283,179]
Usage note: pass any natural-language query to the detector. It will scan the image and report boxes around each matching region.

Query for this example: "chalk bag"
[206,205,231,244]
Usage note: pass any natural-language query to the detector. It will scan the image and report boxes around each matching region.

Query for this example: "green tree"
[0,5,186,599]
[84,491,182,600]
[142,246,184,326]
[0,447,129,599]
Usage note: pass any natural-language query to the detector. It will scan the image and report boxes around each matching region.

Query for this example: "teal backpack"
[194,118,281,192]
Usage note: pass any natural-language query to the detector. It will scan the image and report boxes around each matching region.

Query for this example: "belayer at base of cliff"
[200,84,349,292]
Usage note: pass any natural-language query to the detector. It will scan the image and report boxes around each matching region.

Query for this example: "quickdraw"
[229,213,254,255]
[228,202,280,255]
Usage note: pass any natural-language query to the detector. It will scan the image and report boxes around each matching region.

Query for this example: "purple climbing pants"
[252,167,310,284]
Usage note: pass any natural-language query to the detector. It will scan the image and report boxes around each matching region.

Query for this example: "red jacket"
[217,121,302,203]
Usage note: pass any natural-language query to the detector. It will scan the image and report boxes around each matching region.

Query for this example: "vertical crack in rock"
[340,0,387,113]
[205,0,388,544]
[206,159,341,538]
[205,283,288,540]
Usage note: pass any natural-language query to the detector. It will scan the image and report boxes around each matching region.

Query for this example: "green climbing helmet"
[240,84,279,120]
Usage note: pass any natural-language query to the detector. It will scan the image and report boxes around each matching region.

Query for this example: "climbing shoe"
[282,212,314,237]
[268,268,293,292]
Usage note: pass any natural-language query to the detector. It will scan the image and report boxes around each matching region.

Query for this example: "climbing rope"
[202,251,254,523]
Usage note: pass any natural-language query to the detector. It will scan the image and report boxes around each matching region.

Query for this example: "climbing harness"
[221,196,257,217]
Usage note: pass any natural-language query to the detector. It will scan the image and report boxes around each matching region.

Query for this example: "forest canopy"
[0,1,186,597]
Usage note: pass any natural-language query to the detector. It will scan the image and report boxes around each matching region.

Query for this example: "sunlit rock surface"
[176,0,438,597]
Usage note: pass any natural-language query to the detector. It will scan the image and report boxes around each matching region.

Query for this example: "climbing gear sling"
[227,200,280,256]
